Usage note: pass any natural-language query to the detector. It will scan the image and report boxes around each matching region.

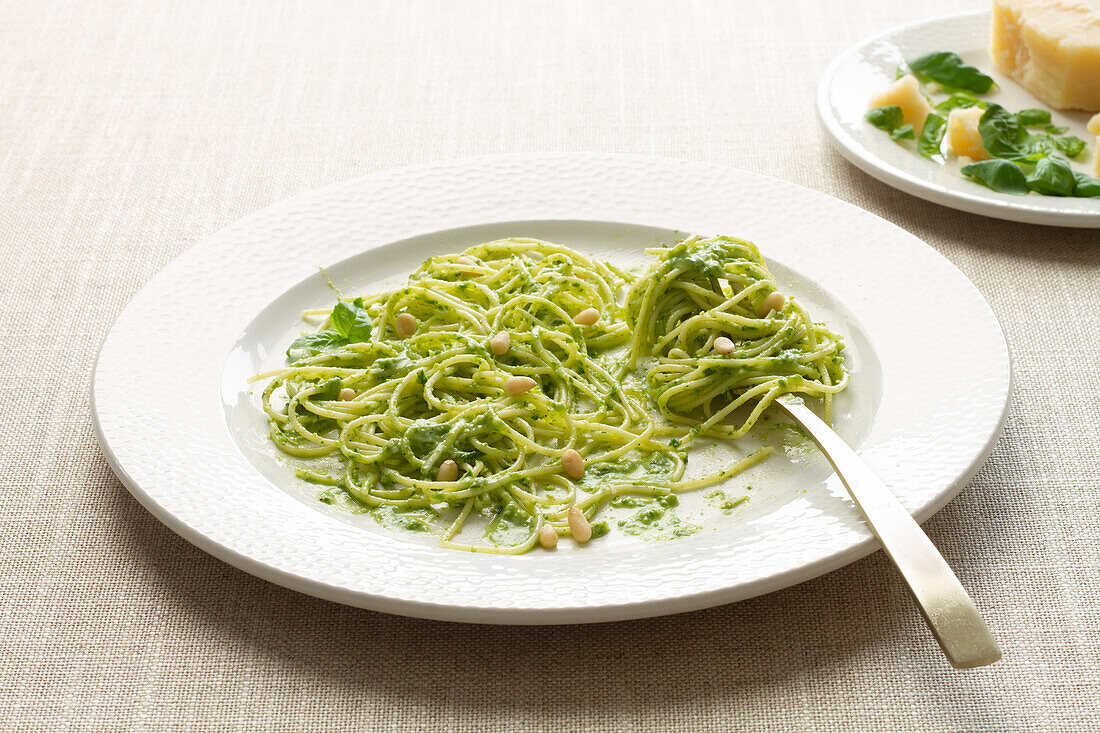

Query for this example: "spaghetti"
[252,236,847,552]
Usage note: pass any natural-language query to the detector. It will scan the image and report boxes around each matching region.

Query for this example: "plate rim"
[816,9,1100,229]
[91,152,1013,624]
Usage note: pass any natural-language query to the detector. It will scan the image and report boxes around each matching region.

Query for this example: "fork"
[776,395,1001,669]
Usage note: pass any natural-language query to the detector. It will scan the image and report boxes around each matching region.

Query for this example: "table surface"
[2,1,1097,730]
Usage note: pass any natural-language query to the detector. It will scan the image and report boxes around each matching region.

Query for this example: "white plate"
[92,153,1011,623]
[818,11,1100,228]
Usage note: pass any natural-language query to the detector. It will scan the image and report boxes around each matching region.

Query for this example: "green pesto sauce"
[609,495,648,508]
[705,489,749,515]
[405,420,451,456]
[370,353,415,379]
[762,422,815,460]
[580,453,678,493]
[665,240,747,279]
[371,505,439,533]
[291,453,346,486]
[616,499,699,541]
[485,502,535,545]
[316,485,369,513]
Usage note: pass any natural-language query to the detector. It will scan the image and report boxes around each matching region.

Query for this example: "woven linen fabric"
[1,0,1097,730]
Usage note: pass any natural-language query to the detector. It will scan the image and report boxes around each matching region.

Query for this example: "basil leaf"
[1014,134,1086,162]
[917,114,947,158]
[907,51,995,93]
[866,105,904,131]
[934,92,985,113]
[1026,155,1076,196]
[961,159,1029,195]
[1072,172,1100,198]
[1023,134,1058,161]
[331,296,373,342]
[1052,136,1087,159]
[287,330,345,362]
[978,104,1028,161]
[890,123,915,141]
[1044,124,1068,135]
[1017,108,1051,127]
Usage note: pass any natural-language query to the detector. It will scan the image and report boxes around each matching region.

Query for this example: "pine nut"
[567,506,592,544]
[505,375,537,395]
[538,523,558,549]
[456,256,475,266]
[435,459,458,482]
[489,331,511,355]
[713,336,736,355]
[572,308,600,326]
[338,387,356,401]
[395,312,417,338]
[561,448,584,479]
[759,291,786,317]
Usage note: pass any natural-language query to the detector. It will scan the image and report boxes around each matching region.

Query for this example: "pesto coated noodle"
[251,236,849,553]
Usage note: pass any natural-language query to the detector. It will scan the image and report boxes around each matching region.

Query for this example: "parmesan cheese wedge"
[946,107,990,160]
[1089,113,1100,175]
[868,74,934,136]
[990,0,1100,112]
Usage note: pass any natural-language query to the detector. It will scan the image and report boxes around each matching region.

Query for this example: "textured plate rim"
[817,10,1100,229]
[91,153,1012,624]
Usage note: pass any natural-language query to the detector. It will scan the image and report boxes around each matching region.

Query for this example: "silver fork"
[776,395,1001,669]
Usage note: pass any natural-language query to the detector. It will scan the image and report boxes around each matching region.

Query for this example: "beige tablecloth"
[2,1,1097,730]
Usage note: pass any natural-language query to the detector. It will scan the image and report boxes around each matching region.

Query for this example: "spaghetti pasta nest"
[623,235,849,440]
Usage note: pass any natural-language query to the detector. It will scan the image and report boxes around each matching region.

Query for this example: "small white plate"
[818,11,1100,228]
[93,154,1011,623]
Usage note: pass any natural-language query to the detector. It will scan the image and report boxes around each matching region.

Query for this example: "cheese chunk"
[946,107,990,159]
[1090,113,1100,174]
[990,0,1100,111]
[868,74,933,135]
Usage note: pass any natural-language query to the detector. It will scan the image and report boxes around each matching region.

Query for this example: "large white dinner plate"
[92,153,1010,623]
[818,11,1100,228]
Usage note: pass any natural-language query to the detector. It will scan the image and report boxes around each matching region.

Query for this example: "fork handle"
[776,397,1001,669]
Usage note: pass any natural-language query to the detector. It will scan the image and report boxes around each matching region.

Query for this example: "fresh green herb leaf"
[1052,135,1087,159]
[287,330,345,362]
[1072,172,1100,198]
[934,92,985,113]
[895,65,906,80]
[890,123,915,141]
[917,113,947,158]
[907,51,995,93]
[978,104,1029,161]
[1011,134,1087,163]
[1017,108,1052,126]
[1044,124,1068,135]
[1023,134,1058,161]
[1026,155,1076,196]
[331,297,373,342]
[866,105,904,131]
[961,159,1030,195]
